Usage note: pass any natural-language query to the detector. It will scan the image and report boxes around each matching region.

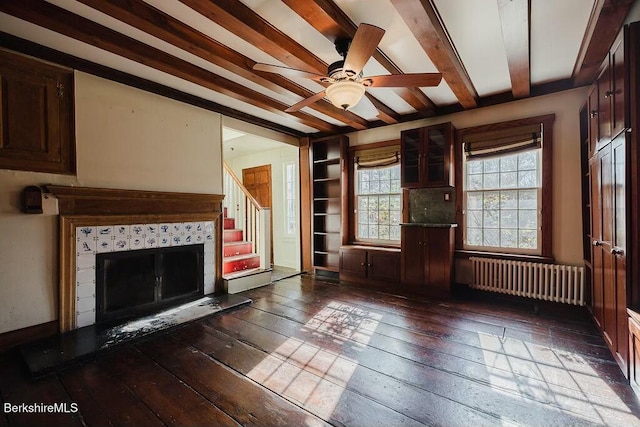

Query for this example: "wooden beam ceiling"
[75,0,368,131]
[179,0,399,121]
[282,0,437,117]
[497,0,531,99]
[0,0,339,133]
[390,0,478,109]
[573,0,636,86]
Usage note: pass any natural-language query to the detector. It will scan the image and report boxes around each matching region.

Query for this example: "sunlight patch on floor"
[247,300,382,419]
[478,333,639,426]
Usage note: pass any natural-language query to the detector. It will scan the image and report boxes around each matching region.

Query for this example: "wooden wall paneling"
[628,22,640,310]
[299,137,312,272]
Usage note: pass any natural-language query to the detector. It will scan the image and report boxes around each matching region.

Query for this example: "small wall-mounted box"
[22,186,43,214]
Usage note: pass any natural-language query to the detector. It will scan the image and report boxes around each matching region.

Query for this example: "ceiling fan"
[253,23,442,112]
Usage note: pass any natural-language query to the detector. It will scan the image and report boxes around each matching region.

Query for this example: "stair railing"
[223,163,271,271]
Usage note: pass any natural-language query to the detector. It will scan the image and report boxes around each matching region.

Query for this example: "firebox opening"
[96,244,204,325]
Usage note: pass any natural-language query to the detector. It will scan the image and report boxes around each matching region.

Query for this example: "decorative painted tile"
[77,226,96,239]
[159,236,171,247]
[130,237,144,249]
[76,282,95,299]
[145,236,158,248]
[183,222,196,234]
[159,223,171,235]
[113,239,129,251]
[146,224,158,236]
[184,234,194,244]
[96,238,113,253]
[130,224,145,237]
[115,225,129,237]
[171,235,182,246]
[204,221,214,233]
[172,223,183,234]
[76,268,95,285]
[77,240,96,254]
[195,222,204,233]
[97,226,113,237]
[76,254,95,270]
[195,234,204,243]
[76,310,95,328]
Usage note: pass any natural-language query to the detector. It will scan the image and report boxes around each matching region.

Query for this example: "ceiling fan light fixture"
[325,80,365,110]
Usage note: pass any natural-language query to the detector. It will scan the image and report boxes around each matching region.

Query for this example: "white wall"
[225,144,301,270]
[348,87,589,266]
[0,72,223,334]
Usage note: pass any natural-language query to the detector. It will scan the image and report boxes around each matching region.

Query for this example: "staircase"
[222,164,272,293]
[223,207,260,275]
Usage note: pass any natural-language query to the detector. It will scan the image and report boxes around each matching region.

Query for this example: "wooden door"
[587,84,599,158]
[425,228,454,295]
[611,34,626,138]
[597,62,612,145]
[401,227,425,285]
[242,165,273,264]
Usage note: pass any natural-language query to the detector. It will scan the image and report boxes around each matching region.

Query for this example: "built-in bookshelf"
[311,135,347,272]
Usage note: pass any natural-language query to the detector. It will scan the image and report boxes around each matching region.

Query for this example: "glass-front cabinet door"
[425,124,451,186]
[401,128,422,187]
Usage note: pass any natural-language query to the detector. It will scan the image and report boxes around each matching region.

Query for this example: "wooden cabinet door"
[587,84,599,158]
[339,247,367,278]
[401,128,422,188]
[612,135,628,373]
[611,34,626,138]
[597,62,612,145]
[425,228,454,295]
[368,250,400,283]
[589,155,604,328]
[629,315,640,390]
[599,144,617,349]
[401,227,425,285]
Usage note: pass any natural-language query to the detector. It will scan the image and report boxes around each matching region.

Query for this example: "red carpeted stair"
[223,207,260,275]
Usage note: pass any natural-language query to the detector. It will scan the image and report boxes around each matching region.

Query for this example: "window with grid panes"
[464,149,541,253]
[356,164,402,243]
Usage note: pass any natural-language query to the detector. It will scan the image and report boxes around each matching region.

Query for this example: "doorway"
[242,164,273,264]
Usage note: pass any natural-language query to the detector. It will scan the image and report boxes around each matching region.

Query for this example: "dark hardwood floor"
[1,274,639,426]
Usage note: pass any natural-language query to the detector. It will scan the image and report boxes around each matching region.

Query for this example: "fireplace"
[96,245,204,324]
[46,185,225,332]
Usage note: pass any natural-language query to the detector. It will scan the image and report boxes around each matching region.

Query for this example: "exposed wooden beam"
[283,0,437,116]
[0,0,337,133]
[76,0,368,131]
[497,0,531,98]
[573,0,636,86]
[180,0,400,124]
[366,94,400,124]
[390,0,478,108]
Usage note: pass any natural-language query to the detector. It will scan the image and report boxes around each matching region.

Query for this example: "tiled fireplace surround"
[47,185,224,332]
[74,220,216,328]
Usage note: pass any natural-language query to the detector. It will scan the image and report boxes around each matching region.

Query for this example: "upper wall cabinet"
[0,50,75,174]
[401,122,454,188]
[589,30,628,156]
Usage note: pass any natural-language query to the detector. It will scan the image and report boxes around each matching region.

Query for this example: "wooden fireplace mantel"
[45,185,224,216]
[47,185,225,332]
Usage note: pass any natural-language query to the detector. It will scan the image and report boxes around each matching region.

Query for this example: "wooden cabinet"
[629,311,640,393]
[0,50,75,174]
[339,246,400,287]
[582,23,638,379]
[400,226,454,297]
[311,135,347,272]
[400,122,454,188]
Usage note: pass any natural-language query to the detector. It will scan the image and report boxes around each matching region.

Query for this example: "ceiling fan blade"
[365,73,443,87]
[253,63,326,82]
[343,23,385,77]
[285,90,327,113]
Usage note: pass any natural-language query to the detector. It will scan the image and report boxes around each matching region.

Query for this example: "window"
[464,150,541,253]
[283,162,297,235]
[459,117,553,255]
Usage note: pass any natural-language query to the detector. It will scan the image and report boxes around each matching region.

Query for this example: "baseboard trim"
[0,321,59,354]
